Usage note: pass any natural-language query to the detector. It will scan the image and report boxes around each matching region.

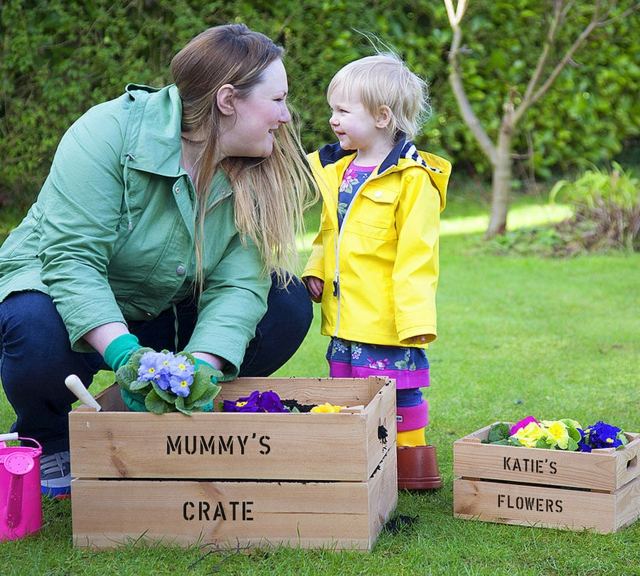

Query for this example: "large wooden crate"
[69,377,397,550]
[453,423,640,533]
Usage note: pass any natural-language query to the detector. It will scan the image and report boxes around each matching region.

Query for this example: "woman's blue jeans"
[0,276,312,455]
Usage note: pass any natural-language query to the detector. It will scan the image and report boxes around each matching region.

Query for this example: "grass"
[2,187,640,575]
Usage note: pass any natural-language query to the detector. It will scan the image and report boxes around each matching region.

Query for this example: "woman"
[0,24,315,497]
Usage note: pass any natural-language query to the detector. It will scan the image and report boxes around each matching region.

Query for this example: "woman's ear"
[216,84,236,116]
[375,105,392,129]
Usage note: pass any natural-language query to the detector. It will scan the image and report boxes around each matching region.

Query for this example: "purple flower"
[137,351,194,395]
[138,352,163,382]
[169,375,192,397]
[584,421,624,449]
[170,355,195,379]
[222,390,288,413]
[259,390,288,413]
[223,390,261,413]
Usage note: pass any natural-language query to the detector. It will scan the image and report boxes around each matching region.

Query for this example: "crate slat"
[70,377,395,482]
[71,449,397,550]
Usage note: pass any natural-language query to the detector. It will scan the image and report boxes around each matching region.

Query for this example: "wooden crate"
[70,377,397,550]
[453,423,640,533]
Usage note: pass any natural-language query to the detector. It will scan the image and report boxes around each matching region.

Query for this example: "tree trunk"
[486,127,513,239]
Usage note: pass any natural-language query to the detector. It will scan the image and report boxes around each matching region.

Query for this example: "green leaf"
[130,378,152,393]
[185,381,221,409]
[617,431,629,446]
[487,439,513,446]
[144,389,172,414]
[115,347,154,391]
[175,396,192,416]
[487,422,511,443]
[535,438,552,449]
[151,381,177,404]
[566,437,579,451]
[90,369,115,389]
[115,364,139,391]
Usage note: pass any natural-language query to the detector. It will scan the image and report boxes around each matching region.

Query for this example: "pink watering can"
[0,432,43,541]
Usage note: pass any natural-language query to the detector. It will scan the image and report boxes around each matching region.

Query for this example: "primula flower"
[117,347,220,414]
[222,390,288,413]
[541,420,570,449]
[580,421,627,451]
[510,416,539,436]
[259,391,287,413]
[139,352,163,382]
[310,403,346,414]
[512,421,544,448]
[170,355,195,378]
[169,376,192,397]
[137,351,193,394]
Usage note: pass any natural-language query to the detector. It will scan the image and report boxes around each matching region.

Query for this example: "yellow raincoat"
[303,139,450,346]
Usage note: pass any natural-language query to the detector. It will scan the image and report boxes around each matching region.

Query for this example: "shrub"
[1,1,639,208]
[550,163,640,252]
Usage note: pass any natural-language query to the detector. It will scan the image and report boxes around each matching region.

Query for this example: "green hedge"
[1,0,639,207]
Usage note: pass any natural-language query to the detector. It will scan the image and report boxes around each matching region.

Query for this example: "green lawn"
[2,193,640,575]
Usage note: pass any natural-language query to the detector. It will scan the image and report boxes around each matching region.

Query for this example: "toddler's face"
[328,90,380,153]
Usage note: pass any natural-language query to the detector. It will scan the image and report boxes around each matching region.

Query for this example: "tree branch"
[515,0,640,124]
[528,1,603,107]
[445,0,497,164]
[515,0,564,122]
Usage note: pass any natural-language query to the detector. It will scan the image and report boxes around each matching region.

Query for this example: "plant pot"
[397,445,442,490]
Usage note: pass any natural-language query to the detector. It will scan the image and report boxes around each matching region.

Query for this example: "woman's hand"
[303,276,324,303]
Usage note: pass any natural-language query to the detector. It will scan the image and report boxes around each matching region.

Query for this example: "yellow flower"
[541,420,569,449]
[513,422,544,448]
[310,403,345,413]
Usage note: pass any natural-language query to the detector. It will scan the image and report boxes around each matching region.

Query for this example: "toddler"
[303,53,451,489]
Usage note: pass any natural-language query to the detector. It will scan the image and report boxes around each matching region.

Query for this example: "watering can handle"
[5,474,23,530]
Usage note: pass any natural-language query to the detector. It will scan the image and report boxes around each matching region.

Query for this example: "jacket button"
[174,186,180,194]
[176,265,186,276]
[145,312,153,318]
[375,191,382,198]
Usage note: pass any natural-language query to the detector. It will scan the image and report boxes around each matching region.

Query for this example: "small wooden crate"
[69,377,397,550]
[453,423,640,533]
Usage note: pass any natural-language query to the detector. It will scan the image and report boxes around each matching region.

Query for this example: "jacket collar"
[121,83,185,178]
[317,135,445,176]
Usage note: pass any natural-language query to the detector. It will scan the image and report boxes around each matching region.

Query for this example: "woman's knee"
[1,291,69,354]
[266,274,313,339]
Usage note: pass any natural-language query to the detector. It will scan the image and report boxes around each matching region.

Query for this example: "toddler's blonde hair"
[327,53,430,141]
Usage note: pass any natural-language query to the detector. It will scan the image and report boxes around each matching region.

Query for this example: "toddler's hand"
[303,276,324,303]
[407,335,430,345]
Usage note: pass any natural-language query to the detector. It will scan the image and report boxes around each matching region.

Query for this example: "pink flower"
[510,416,539,436]
[367,358,389,370]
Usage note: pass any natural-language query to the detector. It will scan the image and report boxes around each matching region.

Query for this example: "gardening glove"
[104,333,142,371]
[193,358,222,412]
[120,388,147,412]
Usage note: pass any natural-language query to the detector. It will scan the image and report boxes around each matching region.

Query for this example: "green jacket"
[0,84,269,376]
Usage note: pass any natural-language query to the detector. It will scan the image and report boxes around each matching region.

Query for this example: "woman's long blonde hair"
[170,24,316,288]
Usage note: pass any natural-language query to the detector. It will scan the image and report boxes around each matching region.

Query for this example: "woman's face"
[219,59,292,159]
